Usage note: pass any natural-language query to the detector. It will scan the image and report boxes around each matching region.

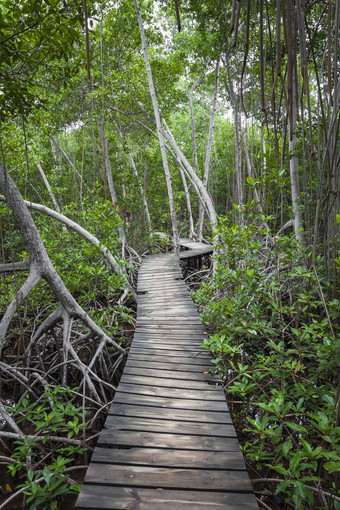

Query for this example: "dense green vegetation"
[0,0,339,508]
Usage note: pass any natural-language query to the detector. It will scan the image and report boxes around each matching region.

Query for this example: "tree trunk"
[224,52,244,227]
[189,70,205,171]
[97,119,117,204]
[134,0,180,257]
[285,0,305,244]
[178,164,196,239]
[162,122,217,227]
[197,61,220,241]
[0,163,126,359]
[97,119,127,255]
[116,127,152,234]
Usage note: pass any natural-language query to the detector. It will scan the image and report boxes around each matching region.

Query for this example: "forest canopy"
[0,0,339,508]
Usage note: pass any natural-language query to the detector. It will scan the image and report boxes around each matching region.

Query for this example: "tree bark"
[134,0,180,257]
[97,119,118,204]
[178,164,196,239]
[0,162,129,356]
[189,70,206,171]
[197,61,220,241]
[162,121,217,227]
[224,52,244,227]
[285,0,305,244]
[116,126,152,234]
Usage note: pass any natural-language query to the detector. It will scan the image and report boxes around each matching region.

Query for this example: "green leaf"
[282,439,292,458]
[324,461,340,473]
[286,421,307,433]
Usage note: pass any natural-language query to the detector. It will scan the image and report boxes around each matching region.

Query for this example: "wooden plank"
[120,374,219,391]
[114,392,228,411]
[82,464,252,491]
[134,328,206,334]
[90,446,245,469]
[104,415,236,437]
[125,359,211,373]
[76,486,258,509]
[97,430,241,452]
[132,339,205,346]
[130,346,210,355]
[117,383,225,401]
[133,330,206,336]
[132,341,205,348]
[129,348,210,359]
[123,366,218,382]
[108,403,232,424]
[127,353,212,365]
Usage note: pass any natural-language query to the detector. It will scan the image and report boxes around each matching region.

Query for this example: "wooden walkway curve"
[75,240,257,509]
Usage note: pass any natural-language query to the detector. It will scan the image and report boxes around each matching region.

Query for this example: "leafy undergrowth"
[193,217,340,510]
[0,198,137,509]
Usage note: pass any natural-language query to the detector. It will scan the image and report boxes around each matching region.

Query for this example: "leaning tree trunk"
[0,163,125,399]
[178,164,196,239]
[162,121,217,227]
[134,0,180,257]
[0,194,136,299]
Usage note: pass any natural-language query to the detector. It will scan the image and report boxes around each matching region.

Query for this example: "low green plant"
[195,216,340,509]
[8,385,85,509]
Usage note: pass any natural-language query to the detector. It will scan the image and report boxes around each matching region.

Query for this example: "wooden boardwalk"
[75,242,257,509]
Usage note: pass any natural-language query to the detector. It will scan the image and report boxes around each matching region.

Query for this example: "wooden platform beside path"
[75,244,257,509]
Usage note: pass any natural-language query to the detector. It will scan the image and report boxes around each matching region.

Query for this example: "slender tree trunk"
[36,162,61,213]
[225,53,244,227]
[97,119,127,255]
[49,136,83,183]
[189,70,205,171]
[97,120,117,204]
[197,61,220,241]
[109,105,216,234]
[162,121,217,227]
[178,165,196,239]
[286,0,305,244]
[134,0,179,257]
[116,127,152,234]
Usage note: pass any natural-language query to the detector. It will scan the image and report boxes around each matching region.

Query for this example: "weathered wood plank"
[127,353,212,365]
[120,374,219,391]
[132,337,208,344]
[117,383,225,401]
[82,464,252,491]
[108,403,232,424]
[123,366,218,382]
[97,430,241,451]
[131,343,206,351]
[90,446,244,469]
[104,415,236,437]
[114,392,228,411]
[129,348,210,359]
[76,486,258,509]
[125,359,211,373]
